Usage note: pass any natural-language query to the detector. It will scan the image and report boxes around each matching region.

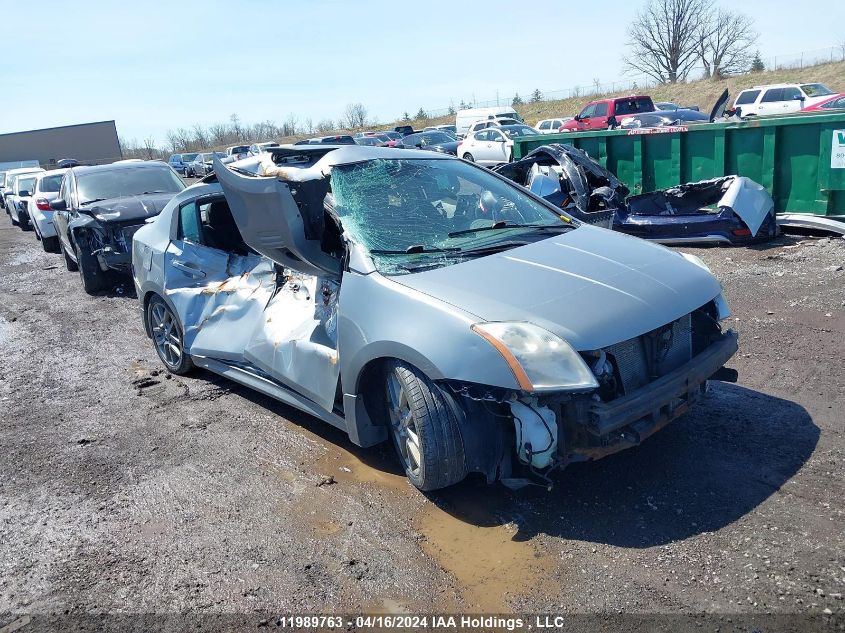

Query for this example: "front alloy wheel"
[147,296,193,374]
[384,361,467,491]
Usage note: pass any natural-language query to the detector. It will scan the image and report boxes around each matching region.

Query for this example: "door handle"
[172,260,206,278]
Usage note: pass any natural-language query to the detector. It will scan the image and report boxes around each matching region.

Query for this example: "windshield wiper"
[80,198,107,206]
[448,222,572,238]
[139,190,170,195]
[370,244,461,255]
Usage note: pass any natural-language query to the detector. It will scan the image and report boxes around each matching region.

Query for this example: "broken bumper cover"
[573,330,738,461]
[96,248,132,271]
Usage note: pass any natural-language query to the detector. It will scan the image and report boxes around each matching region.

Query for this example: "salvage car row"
[1,145,742,492]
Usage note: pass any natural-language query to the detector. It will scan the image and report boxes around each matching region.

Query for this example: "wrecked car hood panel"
[390,225,721,351]
[86,193,178,223]
[719,176,773,236]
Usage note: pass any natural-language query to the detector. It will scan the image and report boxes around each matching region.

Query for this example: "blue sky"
[4,0,843,146]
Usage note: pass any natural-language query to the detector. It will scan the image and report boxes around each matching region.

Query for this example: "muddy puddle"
[277,414,557,612]
[313,441,411,494]
[417,490,555,612]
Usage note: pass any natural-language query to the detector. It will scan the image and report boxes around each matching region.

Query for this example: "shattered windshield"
[77,167,186,204]
[330,158,575,274]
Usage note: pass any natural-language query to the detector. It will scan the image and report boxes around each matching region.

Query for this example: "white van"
[455,107,523,137]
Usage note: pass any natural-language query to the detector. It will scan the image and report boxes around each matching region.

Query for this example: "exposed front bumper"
[571,330,738,461]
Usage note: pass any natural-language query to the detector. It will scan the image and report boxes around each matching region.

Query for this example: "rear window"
[39,174,64,192]
[614,97,654,116]
[735,90,760,105]
[18,176,36,193]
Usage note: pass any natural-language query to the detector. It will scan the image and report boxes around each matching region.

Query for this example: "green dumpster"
[512,112,845,233]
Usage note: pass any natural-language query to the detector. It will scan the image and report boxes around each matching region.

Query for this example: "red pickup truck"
[560,95,656,132]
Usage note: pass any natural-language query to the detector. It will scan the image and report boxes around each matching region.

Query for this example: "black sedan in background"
[50,161,185,294]
[398,130,460,155]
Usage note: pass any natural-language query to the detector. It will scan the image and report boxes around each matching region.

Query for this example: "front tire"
[147,295,193,375]
[383,361,467,491]
[462,153,475,162]
[75,238,110,294]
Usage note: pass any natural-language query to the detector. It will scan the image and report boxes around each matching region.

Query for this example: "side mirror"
[793,94,805,101]
[50,199,67,211]
[415,143,423,148]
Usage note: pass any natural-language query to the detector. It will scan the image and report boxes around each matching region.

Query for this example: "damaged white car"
[132,145,738,491]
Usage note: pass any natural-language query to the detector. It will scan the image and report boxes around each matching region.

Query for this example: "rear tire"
[383,360,467,491]
[75,238,110,294]
[62,241,79,272]
[462,153,475,162]
[19,212,32,231]
[146,295,194,375]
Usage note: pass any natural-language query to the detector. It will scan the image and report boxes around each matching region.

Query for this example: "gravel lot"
[0,213,842,629]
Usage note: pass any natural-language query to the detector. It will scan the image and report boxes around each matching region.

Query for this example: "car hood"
[84,192,179,223]
[388,225,722,351]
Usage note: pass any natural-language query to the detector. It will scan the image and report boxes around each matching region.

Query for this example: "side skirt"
[191,355,348,432]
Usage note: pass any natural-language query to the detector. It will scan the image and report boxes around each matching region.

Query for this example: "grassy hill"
[312,61,845,138]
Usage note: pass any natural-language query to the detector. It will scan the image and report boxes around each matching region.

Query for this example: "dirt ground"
[0,215,843,629]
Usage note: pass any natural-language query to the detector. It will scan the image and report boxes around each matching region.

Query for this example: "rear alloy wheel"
[61,240,79,271]
[384,360,467,491]
[462,153,475,162]
[147,295,193,375]
[74,238,110,294]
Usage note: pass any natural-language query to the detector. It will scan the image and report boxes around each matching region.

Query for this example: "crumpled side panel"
[243,273,340,412]
[166,255,275,360]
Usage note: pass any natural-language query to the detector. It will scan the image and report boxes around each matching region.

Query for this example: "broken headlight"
[471,322,598,392]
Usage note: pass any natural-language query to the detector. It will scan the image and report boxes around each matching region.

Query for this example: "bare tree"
[142,136,158,160]
[282,113,298,137]
[625,0,709,83]
[315,119,335,133]
[304,117,314,134]
[343,103,368,129]
[191,124,209,149]
[698,8,757,78]
[209,123,229,146]
[229,114,244,141]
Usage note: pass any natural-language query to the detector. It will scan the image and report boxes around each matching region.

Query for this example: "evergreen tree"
[512,93,524,106]
[415,107,428,120]
[529,88,543,103]
[750,50,765,72]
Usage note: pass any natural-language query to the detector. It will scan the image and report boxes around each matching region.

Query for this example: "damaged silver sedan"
[132,145,738,491]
